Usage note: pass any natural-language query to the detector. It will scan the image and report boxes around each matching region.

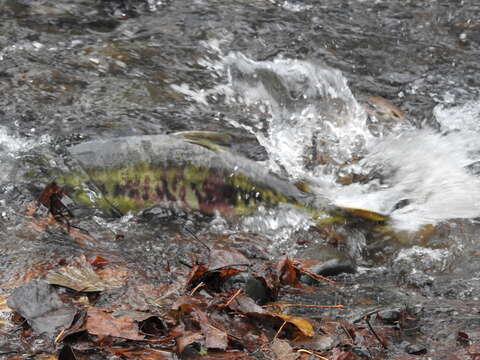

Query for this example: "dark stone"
[222,273,271,305]
[377,309,401,324]
[7,280,76,336]
[405,343,427,355]
[311,258,357,276]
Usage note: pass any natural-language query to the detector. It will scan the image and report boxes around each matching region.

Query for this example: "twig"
[340,323,355,344]
[364,315,387,349]
[54,329,65,344]
[273,320,287,340]
[190,281,205,296]
[300,268,336,283]
[297,349,330,360]
[178,259,193,269]
[183,226,211,252]
[224,289,243,307]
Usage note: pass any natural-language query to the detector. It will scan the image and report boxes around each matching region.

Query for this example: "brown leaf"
[87,255,110,268]
[271,339,299,360]
[186,263,208,289]
[176,331,203,355]
[86,308,144,340]
[276,256,299,287]
[229,295,265,314]
[45,255,125,292]
[203,324,228,350]
[207,247,250,271]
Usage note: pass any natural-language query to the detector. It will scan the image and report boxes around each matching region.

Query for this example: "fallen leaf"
[7,280,76,336]
[176,331,203,355]
[208,247,250,271]
[45,255,125,292]
[276,256,299,287]
[270,312,315,338]
[86,308,144,340]
[229,295,266,314]
[55,310,87,343]
[203,324,228,350]
[87,255,110,268]
[271,338,299,360]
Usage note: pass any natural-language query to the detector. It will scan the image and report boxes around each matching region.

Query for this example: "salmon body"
[57,135,328,219]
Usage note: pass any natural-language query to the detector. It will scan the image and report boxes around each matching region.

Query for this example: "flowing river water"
[1,0,480,358]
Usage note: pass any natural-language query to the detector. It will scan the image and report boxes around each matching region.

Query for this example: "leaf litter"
[2,185,479,359]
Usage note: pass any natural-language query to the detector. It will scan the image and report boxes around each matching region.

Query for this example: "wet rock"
[377,309,400,324]
[222,272,271,305]
[297,246,356,284]
[404,343,427,355]
[7,279,76,336]
[309,258,356,277]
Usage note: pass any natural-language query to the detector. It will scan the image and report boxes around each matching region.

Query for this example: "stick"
[364,315,387,349]
[273,320,287,340]
[190,281,205,296]
[300,268,336,283]
[183,226,211,252]
[224,289,243,308]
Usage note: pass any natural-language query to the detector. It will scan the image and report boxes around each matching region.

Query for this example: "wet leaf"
[7,280,76,336]
[87,255,110,268]
[176,331,203,355]
[271,339,299,360]
[203,323,228,350]
[276,256,299,287]
[229,295,265,314]
[55,310,87,343]
[86,308,144,340]
[208,247,250,271]
[269,312,315,338]
[139,316,167,337]
[45,255,124,292]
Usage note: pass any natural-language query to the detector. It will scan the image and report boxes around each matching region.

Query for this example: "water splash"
[334,128,480,231]
[0,126,51,184]
[174,52,374,179]
[174,51,480,233]
[434,100,480,133]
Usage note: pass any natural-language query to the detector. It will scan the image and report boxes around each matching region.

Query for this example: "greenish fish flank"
[56,134,386,223]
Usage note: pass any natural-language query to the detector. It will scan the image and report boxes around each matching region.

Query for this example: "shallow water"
[1,0,480,356]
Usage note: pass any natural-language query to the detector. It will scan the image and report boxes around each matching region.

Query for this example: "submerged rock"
[7,280,76,336]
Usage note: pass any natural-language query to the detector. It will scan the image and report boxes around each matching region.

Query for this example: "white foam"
[434,99,480,133]
[172,50,480,233]
[334,129,480,231]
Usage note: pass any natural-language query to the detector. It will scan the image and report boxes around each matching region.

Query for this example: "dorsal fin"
[172,131,232,152]
[338,206,389,222]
